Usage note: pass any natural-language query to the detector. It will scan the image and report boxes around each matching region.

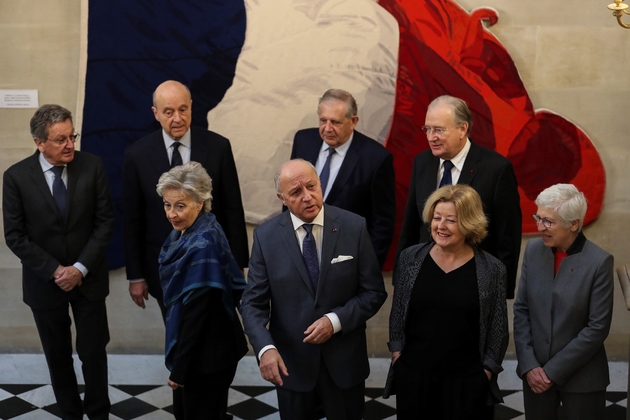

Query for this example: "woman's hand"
[391,351,401,364]
[168,379,183,390]
[525,367,553,393]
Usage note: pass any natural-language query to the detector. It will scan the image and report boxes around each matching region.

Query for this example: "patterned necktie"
[319,147,336,195]
[302,224,319,291]
[171,142,183,168]
[51,166,68,220]
[439,160,454,187]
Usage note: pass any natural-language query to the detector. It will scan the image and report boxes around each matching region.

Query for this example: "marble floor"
[0,355,627,420]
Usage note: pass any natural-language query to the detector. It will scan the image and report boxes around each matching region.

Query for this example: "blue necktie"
[302,224,319,291]
[319,147,336,194]
[439,160,454,187]
[171,142,183,168]
[51,166,67,220]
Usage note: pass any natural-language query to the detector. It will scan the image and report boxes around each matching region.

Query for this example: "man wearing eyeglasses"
[396,95,522,299]
[3,104,114,419]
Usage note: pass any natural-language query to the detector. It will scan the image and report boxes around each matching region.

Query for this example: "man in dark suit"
[123,80,248,315]
[290,89,395,268]
[397,95,522,298]
[3,104,114,420]
[241,159,387,419]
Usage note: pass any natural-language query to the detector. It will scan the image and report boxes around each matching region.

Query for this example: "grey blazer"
[241,204,387,392]
[513,235,614,392]
[384,242,508,404]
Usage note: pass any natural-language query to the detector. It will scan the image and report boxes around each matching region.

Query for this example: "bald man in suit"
[242,159,387,419]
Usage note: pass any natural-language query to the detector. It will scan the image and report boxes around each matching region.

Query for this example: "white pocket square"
[331,255,354,264]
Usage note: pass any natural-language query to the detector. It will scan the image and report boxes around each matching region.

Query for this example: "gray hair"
[535,183,587,231]
[318,89,358,119]
[30,104,73,141]
[156,161,213,212]
[274,159,318,194]
[428,95,473,135]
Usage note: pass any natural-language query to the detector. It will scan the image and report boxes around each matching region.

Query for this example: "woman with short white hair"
[156,161,247,419]
[514,183,614,419]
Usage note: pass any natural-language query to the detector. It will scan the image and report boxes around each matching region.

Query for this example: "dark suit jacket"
[123,126,249,296]
[290,128,395,268]
[513,235,613,392]
[396,141,522,298]
[3,151,114,309]
[241,205,387,392]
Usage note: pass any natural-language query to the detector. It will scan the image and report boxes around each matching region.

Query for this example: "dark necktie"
[439,160,454,187]
[302,224,319,291]
[51,166,67,219]
[319,147,336,194]
[171,142,183,168]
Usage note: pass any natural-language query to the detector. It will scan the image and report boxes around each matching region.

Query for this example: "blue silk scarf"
[159,211,246,371]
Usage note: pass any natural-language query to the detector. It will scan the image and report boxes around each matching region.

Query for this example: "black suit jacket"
[123,127,248,295]
[397,141,522,298]
[290,128,395,268]
[3,151,114,309]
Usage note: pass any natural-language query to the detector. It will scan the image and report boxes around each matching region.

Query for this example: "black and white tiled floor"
[0,355,627,419]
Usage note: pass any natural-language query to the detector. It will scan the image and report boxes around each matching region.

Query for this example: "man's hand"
[167,379,182,390]
[484,369,492,381]
[129,281,149,308]
[259,349,289,386]
[391,351,401,365]
[303,316,334,344]
[525,366,553,393]
[54,266,83,291]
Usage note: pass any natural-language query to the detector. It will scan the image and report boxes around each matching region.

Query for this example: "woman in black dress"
[384,184,508,419]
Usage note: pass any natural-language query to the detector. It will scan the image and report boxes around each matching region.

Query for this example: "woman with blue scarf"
[157,161,248,420]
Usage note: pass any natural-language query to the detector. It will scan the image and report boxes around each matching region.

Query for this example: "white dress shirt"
[258,206,342,360]
[437,138,471,188]
[38,153,88,278]
[315,133,354,200]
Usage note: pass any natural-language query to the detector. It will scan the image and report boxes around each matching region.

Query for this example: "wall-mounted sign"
[0,90,39,108]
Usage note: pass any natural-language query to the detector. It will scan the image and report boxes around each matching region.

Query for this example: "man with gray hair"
[397,95,522,299]
[242,158,386,419]
[3,104,114,419]
[290,88,396,268]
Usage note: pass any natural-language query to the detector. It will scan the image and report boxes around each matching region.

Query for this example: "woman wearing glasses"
[513,183,614,419]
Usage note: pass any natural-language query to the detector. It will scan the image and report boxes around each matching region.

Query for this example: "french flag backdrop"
[79,0,605,270]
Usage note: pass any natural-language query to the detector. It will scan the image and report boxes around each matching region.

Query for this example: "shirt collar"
[441,138,471,171]
[162,129,191,150]
[558,230,587,256]
[290,205,325,231]
[38,152,62,172]
[318,132,354,158]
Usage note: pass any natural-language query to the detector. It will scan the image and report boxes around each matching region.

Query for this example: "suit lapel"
[65,155,79,225]
[419,155,440,202]
[278,212,316,295]
[28,153,64,222]
[318,205,340,298]
[190,127,210,163]
[148,132,172,176]
[458,141,480,185]
[302,135,322,167]
[326,136,360,204]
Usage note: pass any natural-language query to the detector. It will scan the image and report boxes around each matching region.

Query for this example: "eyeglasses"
[421,125,460,137]
[532,214,555,229]
[46,132,80,147]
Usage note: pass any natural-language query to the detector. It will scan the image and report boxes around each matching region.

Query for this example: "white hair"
[535,183,587,231]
